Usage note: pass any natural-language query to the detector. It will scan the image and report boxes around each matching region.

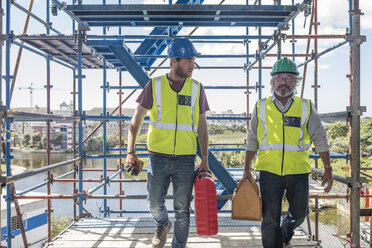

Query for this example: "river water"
[11,151,155,218]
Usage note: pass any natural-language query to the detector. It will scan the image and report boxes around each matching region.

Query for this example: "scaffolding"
[0,0,366,247]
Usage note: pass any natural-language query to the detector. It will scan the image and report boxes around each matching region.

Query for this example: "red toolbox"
[194,171,218,236]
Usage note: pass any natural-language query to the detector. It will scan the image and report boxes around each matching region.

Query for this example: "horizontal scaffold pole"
[51,0,89,28]
[84,115,249,121]
[1,159,77,185]
[107,85,257,90]
[10,1,61,35]
[133,54,256,58]
[247,41,277,71]
[312,168,348,185]
[88,35,273,40]
[17,170,75,195]
[12,192,349,200]
[7,110,77,121]
[298,40,348,67]
[13,41,74,70]
[15,34,345,41]
[86,34,345,40]
[87,169,123,195]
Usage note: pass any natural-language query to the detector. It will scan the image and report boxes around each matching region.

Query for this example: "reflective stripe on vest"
[258,98,310,152]
[151,77,199,133]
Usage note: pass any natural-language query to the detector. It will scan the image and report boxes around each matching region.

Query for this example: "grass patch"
[52,215,73,238]
[210,132,246,144]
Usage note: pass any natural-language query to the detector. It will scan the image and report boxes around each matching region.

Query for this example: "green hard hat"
[270,57,299,76]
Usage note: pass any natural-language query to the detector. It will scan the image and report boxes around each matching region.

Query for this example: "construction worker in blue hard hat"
[242,57,333,248]
[127,38,210,248]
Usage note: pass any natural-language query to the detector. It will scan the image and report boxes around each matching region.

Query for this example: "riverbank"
[11,147,71,154]
[1,164,26,175]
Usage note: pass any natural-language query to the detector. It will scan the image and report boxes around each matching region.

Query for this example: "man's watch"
[127,151,136,155]
[324,164,332,170]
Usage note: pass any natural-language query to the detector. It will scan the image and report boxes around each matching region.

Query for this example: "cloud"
[318,64,330,70]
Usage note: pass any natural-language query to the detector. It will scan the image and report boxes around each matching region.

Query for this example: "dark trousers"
[259,171,309,248]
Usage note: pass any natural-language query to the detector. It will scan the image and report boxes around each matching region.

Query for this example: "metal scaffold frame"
[0,0,366,247]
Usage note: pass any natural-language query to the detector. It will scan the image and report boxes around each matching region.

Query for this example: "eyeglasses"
[274,75,295,83]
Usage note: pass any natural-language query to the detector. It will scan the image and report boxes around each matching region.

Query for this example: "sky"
[3,0,372,118]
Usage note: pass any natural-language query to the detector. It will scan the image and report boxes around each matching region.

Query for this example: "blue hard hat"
[167,38,200,58]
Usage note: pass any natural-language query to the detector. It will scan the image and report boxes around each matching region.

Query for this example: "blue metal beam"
[196,141,237,204]
[51,0,89,28]
[66,4,298,28]
[87,39,150,88]
[86,34,273,40]
[133,0,204,70]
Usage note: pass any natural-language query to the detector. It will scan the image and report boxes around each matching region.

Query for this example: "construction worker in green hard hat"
[242,57,333,248]
[127,38,210,248]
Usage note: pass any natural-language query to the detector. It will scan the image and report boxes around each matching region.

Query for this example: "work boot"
[152,220,172,248]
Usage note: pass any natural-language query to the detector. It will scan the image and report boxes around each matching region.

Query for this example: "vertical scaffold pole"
[5,0,12,247]
[119,69,123,216]
[291,0,295,61]
[73,69,77,221]
[0,1,3,241]
[350,0,363,246]
[45,0,52,241]
[77,29,84,216]
[118,7,123,216]
[0,0,3,105]
[313,0,319,110]
[257,0,262,100]
[312,0,319,242]
[276,0,281,61]
[245,0,250,131]
[300,0,314,98]
[102,0,108,217]
[347,0,354,239]
[72,0,78,221]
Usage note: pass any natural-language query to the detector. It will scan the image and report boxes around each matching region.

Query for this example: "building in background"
[10,102,138,150]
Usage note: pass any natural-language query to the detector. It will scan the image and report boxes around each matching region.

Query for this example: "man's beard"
[274,85,294,98]
[175,64,191,79]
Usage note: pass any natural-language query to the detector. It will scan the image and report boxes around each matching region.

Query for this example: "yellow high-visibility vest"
[147,75,201,155]
[255,96,311,175]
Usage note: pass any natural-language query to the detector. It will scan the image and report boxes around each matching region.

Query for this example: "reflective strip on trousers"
[258,98,310,152]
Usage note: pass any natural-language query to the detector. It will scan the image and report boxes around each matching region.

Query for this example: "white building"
[207,110,247,128]
[10,102,141,150]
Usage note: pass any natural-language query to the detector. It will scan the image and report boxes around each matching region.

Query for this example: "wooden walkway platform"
[46,215,319,248]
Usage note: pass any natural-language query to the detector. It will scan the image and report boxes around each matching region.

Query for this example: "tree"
[361,118,372,154]
[326,121,348,140]
[52,133,63,148]
[107,132,119,148]
[11,133,19,147]
[31,133,42,149]
[22,133,30,147]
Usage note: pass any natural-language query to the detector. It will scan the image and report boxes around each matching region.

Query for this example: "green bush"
[52,216,72,238]
[223,130,233,135]
[329,136,349,154]
[326,121,348,140]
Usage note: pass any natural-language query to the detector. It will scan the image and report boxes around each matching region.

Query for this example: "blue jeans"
[147,154,195,248]
[259,171,309,248]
